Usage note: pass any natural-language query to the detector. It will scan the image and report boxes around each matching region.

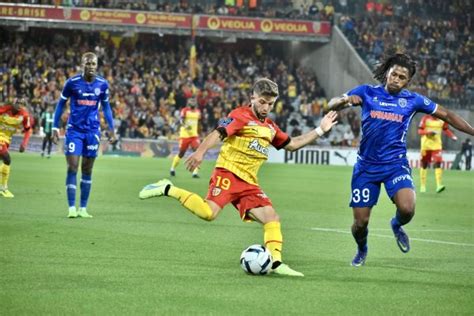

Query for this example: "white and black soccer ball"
[240,244,273,275]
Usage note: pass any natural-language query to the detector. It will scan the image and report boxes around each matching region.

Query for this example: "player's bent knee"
[353,220,369,229]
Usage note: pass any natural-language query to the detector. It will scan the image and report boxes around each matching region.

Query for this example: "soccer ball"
[240,244,273,275]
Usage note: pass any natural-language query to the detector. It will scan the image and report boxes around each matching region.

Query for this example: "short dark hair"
[253,78,279,98]
[373,53,416,83]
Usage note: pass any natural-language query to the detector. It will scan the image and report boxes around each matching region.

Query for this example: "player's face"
[82,56,98,79]
[12,97,26,113]
[386,65,410,93]
[251,94,277,121]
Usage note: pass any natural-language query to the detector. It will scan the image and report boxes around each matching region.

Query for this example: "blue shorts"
[64,129,101,158]
[349,159,414,208]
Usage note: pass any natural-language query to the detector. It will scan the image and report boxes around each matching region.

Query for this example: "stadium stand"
[1,0,471,149]
[339,0,473,109]
[0,27,333,142]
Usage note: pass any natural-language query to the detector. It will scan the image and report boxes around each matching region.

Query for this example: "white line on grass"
[310,227,474,247]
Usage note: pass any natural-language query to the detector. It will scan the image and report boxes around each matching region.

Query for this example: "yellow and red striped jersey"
[216,106,289,185]
[418,115,454,150]
[0,105,31,145]
[179,107,201,138]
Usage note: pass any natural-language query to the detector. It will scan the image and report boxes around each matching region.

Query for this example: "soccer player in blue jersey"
[53,52,116,218]
[328,53,474,266]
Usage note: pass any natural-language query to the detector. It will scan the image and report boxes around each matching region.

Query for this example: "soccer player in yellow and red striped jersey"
[418,114,457,193]
[140,78,338,277]
[170,98,201,178]
[0,96,32,198]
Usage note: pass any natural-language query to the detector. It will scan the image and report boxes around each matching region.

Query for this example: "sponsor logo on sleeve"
[218,117,234,127]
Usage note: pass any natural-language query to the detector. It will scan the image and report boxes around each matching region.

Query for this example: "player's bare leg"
[351,207,371,266]
[77,157,95,218]
[66,155,80,217]
[249,206,304,277]
[390,188,415,253]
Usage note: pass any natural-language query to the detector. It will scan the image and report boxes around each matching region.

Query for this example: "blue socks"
[80,174,92,208]
[66,171,92,208]
[66,170,77,208]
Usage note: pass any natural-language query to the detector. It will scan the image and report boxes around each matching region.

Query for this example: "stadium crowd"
[0,28,360,146]
[340,0,473,108]
[5,0,342,21]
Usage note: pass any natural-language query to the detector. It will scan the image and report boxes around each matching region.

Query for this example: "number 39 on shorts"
[352,188,370,203]
[216,175,231,190]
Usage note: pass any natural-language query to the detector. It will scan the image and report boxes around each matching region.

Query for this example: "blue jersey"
[345,85,437,164]
[54,74,110,132]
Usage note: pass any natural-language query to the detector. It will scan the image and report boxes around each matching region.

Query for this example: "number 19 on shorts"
[352,188,370,203]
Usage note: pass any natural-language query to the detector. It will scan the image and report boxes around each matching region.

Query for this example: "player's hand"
[320,111,338,133]
[19,145,25,153]
[52,129,60,144]
[185,151,204,172]
[107,131,118,145]
[344,95,362,106]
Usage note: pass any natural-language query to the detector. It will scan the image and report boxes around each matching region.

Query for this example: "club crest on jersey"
[423,97,430,105]
[211,187,222,196]
[398,98,407,108]
[94,88,101,96]
[248,139,269,156]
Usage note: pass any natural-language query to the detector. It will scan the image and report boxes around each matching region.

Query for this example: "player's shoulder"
[230,105,252,116]
[69,74,82,82]
[95,75,108,84]
[0,104,13,114]
[19,107,30,116]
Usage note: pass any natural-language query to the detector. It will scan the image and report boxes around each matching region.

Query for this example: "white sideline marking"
[310,227,474,247]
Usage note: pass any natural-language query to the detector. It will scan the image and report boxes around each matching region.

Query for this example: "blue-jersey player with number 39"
[53,52,117,219]
[328,53,474,266]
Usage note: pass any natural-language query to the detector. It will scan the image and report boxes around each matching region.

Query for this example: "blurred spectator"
[339,0,473,109]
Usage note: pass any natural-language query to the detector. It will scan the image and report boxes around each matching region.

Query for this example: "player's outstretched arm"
[328,95,362,111]
[433,105,474,136]
[185,130,221,172]
[284,111,338,152]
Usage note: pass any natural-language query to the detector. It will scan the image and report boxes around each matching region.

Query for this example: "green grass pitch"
[1,153,473,314]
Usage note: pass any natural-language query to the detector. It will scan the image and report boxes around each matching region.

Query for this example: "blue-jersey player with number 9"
[53,52,117,219]
[328,53,474,266]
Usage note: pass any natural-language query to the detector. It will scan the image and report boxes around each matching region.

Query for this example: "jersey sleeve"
[61,79,73,100]
[216,109,247,138]
[101,82,110,103]
[343,84,367,105]
[180,108,188,120]
[270,122,290,150]
[413,93,437,114]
